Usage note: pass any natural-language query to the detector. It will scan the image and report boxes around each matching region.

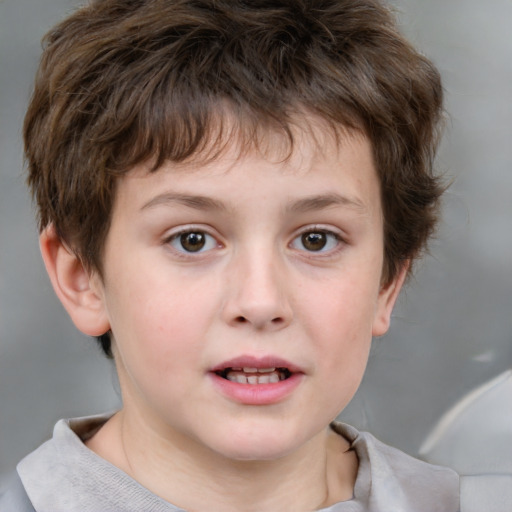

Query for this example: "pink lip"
[210,355,303,374]
[209,355,304,406]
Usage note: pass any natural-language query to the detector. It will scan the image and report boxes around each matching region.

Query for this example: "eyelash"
[164,227,221,256]
[290,227,344,255]
[163,226,345,257]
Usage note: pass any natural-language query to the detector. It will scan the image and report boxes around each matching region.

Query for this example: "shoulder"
[15,414,112,511]
[14,414,179,512]
[331,422,460,512]
[17,415,111,496]
[0,472,36,512]
[460,475,512,512]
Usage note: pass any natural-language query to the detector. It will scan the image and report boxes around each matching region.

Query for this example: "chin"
[206,421,309,462]
[216,442,295,462]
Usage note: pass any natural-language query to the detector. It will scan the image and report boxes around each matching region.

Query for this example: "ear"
[371,262,409,337]
[39,225,110,337]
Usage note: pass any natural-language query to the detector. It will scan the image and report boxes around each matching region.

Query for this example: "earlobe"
[39,225,110,337]
[371,262,409,337]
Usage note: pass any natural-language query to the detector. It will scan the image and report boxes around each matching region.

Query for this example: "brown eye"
[169,231,218,253]
[291,230,341,253]
[180,232,206,252]
[166,230,217,254]
[301,232,327,251]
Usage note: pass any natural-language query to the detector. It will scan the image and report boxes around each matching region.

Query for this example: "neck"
[86,408,357,512]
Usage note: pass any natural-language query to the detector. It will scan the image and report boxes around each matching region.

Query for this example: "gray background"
[1,0,511,481]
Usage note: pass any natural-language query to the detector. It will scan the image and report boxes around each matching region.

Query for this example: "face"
[92,124,403,462]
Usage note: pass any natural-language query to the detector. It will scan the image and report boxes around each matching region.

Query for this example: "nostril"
[230,313,290,328]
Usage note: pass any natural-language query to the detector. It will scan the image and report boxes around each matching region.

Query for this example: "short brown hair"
[25,0,444,356]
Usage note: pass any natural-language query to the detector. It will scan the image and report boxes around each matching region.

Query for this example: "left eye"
[169,231,218,253]
[291,230,340,252]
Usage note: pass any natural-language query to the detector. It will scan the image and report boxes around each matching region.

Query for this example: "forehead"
[131,113,373,179]
[117,119,381,221]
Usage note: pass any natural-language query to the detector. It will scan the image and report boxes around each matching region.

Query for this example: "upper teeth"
[224,367,285,384]
[227,372,281,384]
[241,367,276,373]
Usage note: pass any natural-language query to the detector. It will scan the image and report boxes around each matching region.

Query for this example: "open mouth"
[215,367,292,384]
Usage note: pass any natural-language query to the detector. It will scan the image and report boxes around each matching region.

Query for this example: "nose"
[223,249,293,331]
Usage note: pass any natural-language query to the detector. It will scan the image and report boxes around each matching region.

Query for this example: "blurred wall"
[1,0,511,480]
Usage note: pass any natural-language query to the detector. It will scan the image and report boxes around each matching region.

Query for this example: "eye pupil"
[180,232,206,252]
[302,232,327,251]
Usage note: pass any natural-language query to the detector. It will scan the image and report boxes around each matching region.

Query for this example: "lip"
[210,355,303,374]
[209,355,305,406]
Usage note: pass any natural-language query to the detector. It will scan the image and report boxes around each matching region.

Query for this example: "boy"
[1,0,460,510]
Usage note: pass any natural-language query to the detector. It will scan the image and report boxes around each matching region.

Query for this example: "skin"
[41,121,407,511]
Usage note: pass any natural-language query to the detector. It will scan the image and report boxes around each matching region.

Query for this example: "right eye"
[168,231,219,253]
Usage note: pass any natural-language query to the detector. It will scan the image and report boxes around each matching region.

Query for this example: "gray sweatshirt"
[2,415,460,511]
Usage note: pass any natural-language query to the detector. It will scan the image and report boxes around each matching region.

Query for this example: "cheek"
[303,274,379,341]
[302,277,377,391]
[107,270,219,371]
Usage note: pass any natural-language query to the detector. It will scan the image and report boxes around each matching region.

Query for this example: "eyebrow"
[140,191,367,215]
[141,193,228,212]
[287,193,367,214]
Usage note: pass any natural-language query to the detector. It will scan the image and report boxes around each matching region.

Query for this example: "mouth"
[209,356,303,404]
[215,367,292,385]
